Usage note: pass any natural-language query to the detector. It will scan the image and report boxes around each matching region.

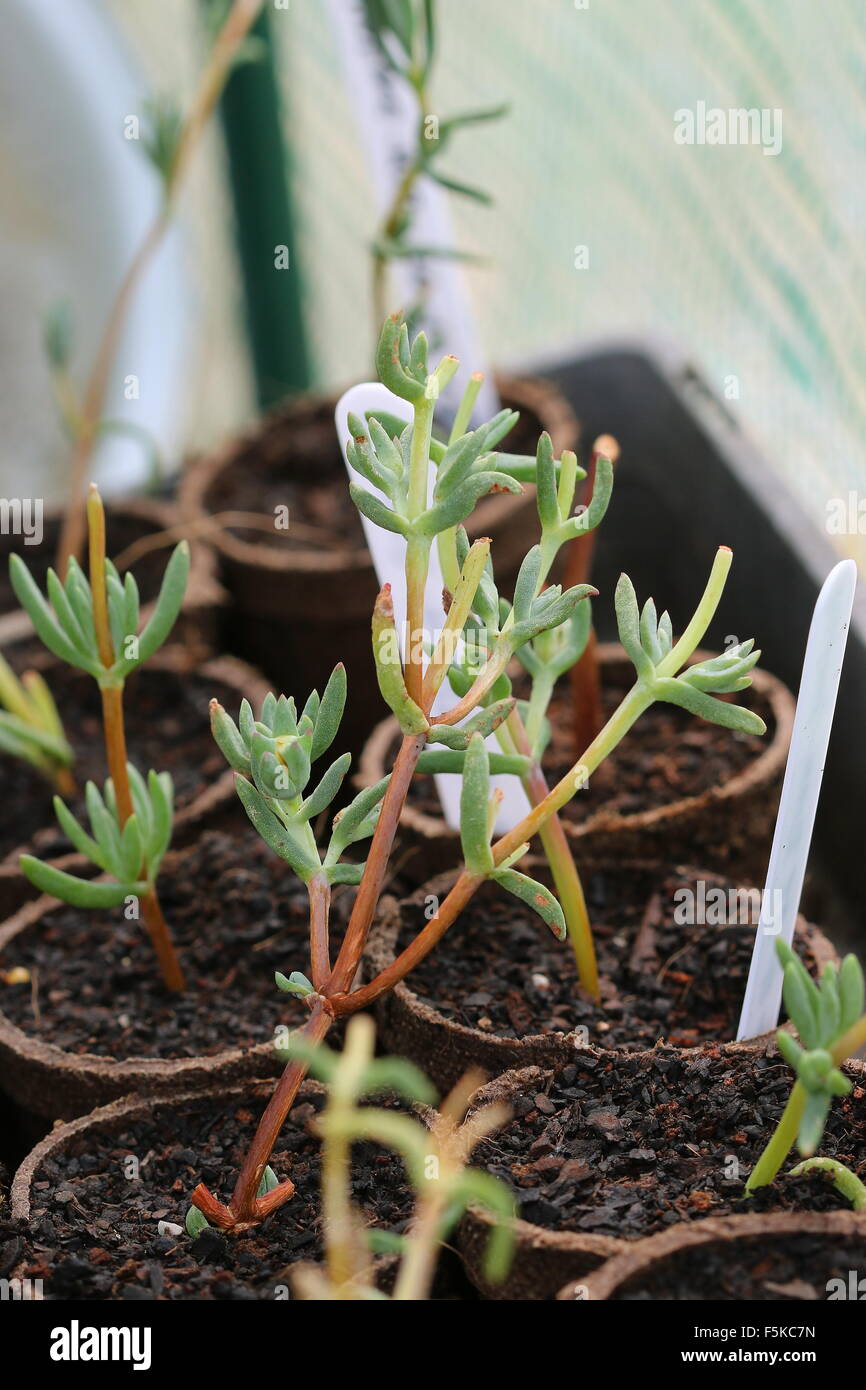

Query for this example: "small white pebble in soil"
[157,1221,184,1238]
[531,973,551,990]
[477,1015,493,1030]
[117,1014,130,1028]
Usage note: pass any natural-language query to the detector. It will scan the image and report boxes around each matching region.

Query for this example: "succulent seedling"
[188,313,766,1233]
[362,0,507,330]
[10,485,189,991]
[0,652,74,797]
[746,939,866,1191]
[190,1015,514,1300]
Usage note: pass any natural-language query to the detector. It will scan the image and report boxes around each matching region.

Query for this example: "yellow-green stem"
[745,1011,866,1192]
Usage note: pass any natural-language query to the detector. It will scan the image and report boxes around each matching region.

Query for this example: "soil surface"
[205,393,544,555]
[397,866,805,1049]
[476,1047,866,1241]
[407,668,768,826]
[0,665,240,865]
[17,1089,415,1299]
[612,1230,866,1300]
[0,831,353,1059]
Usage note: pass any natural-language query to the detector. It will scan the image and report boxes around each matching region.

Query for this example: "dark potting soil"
[477,1047,866,1241]
[408,670,768,825]
[206,394,544,555]
[18,1089,415,1299]
[397,866,803,1049]
[0,664,240,864]
[612,1230,866,1300]
[0,510,174,634]
[210,402,364,554]
[0,831,351,1059]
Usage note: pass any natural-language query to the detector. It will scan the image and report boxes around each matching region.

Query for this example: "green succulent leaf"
[123,541,190,671]
[311,665,347,762]
[298,752,352,821]
[838,953,865,1031]
[459,733,494,875]
[275,970,315,997]
[652,676,767,736]
[210,701,250,776]
[329,779,389,854]
[372,589,428,733]
[235,776,320,882]
[9,555,95,673]
[490,869,566,940]
[614,573,654,682]
[185,1205,210,1239]
[19,856,146,908]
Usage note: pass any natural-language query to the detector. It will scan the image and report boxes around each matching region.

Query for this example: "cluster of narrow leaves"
[0,652,72,787]
[362,0,506,263]
[437,433,613,763]
[775,939,865,1157]
[20,765,174,908]
[614,573,767,735]
[9,543,190,687]
[347,319,524,541]
[212,667,394,891]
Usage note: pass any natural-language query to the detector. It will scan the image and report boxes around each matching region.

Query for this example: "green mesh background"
[113,0,866,567]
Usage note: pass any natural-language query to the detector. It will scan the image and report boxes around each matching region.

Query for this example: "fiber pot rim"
[0,651,274,1116]
[179,374,577,576]
[10,1075,325,1224]
[366,861,836,1065]
[0,838,280,1109]
[555,1208,866,1301]
[459,1051,866,1298]
[357,644,795,846]
[0,650,270,878]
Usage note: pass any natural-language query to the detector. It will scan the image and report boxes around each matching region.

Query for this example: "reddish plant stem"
[190,1001,334,1228]
[326,731,426,995]
[99,687,135,825]
[569,627,603,762]
[89,485,185,992]
[141,889,187,995]
[332,871,482,1015]
[565,437,619,759]
[309,874,332,992]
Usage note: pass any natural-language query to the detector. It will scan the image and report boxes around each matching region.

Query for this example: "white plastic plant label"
[324,0,500,423]
[737,558,857,1040]
[335,382,529,832]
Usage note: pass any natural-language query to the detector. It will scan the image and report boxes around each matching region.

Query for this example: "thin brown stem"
[332,870,482,1015]
[192,1002,334,1228]
[99,687,134,825]
[141,889,186,994]
[565,437,619,758]
[569,628,604,758]
[326,732,426,995]
[89,483,185,992]
[309,874,332,993]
